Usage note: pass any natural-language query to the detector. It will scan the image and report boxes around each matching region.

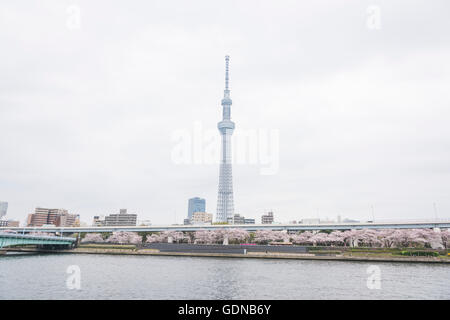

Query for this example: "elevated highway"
[1,219,449,234]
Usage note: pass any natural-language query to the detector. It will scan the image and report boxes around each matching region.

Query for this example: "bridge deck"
[0,220,449,234]
[0,233,76,249]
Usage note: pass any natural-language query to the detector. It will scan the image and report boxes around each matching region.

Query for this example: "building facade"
[188,197,206,220]
[191,212,213,224]
[227,214,244,224]
[227,214,255,225]
[99,209,137,226]
[27,207,79,227]
[261,211,274,224]
[56,214,79,227]
[0,220,20,227]
[92,216,103,226]
[216,56,235,222]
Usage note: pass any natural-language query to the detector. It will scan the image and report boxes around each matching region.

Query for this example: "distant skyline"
[1,1,449,225]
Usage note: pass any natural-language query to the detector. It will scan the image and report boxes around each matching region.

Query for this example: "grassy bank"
[4,244,449,264]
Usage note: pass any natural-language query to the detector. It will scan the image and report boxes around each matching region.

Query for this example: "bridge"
[1,219,449,234]
[0,233,76,249]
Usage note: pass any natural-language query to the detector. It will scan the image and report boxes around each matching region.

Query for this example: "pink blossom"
[107,232,142,244]
[81,233,104,243]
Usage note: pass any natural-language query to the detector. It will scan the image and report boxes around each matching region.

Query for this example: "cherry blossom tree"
[107,231,142,244]
[224,228,250,244]
[194,230,214,244]
[253,230,275,244]
[439,229,450,248]
[290,232,310,245]
[81,233,104,243]
[146,233,165,243]
[308,232,329,246]
[144,231,188,244]
[327,231,346,246]
[105,228,449,248]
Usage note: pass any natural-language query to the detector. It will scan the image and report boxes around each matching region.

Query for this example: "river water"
[0,254,449,299]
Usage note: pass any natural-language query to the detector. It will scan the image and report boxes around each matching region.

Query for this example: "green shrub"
[399,251,439,257]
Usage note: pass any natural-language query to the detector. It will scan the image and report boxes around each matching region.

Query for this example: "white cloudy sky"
[1,0,449,225]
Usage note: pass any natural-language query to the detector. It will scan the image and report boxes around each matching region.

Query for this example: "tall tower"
[216,55,235,222]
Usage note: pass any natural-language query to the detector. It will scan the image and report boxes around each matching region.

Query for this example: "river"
[0,254,449,299]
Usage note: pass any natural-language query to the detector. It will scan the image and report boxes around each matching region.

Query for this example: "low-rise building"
[5,220,20,227]
[261,211,274,224]
[191,212,213,224]
[0,220,18,227]
[94,209,137,226]
[226,214,256,225]
[227,214,245,224]
[92,216,104,226]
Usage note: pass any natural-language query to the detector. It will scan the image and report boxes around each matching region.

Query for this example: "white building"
[192,212,213,224]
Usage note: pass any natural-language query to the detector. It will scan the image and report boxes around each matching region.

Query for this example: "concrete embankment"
[4,247,449,264]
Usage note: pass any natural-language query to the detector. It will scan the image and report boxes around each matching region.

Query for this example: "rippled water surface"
[1,254,449,299]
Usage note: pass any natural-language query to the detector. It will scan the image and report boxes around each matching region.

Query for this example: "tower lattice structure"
[216,55,235,222]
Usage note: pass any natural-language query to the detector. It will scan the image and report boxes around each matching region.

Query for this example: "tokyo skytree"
[216,55,235,222]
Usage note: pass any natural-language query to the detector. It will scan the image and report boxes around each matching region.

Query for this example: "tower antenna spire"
[225,55,230,91]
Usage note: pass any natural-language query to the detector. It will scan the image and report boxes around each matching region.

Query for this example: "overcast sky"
[1,0,449,225]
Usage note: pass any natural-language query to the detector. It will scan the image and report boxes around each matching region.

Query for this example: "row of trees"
[81,228,450,249]
[81,232,143,244]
